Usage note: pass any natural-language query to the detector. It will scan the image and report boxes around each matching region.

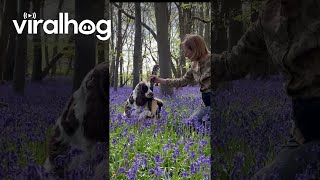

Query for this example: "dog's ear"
[154,98,163,107]
[157,100,163,108]
[124,101,131,117]
[136,84,146,106]
[61,96,74,121]
[85,73,95,90]
[129,92,134,104]
[60,96,80,136]
[82,63,108,142]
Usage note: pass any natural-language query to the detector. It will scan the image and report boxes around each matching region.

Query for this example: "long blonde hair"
[182,34,210,62]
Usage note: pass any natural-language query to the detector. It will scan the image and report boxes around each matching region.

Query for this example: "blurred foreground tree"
[13,0,30,94]
[73,0,104,92]
[31,0,42,81]
[0,0,17,82]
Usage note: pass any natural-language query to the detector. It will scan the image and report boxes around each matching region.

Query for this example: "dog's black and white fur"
[124,82,163,120]
[43,62,108,178]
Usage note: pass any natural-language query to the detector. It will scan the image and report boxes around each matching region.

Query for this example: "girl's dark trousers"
[254,97,320,179]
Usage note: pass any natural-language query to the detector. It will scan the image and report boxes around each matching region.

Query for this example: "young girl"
[150,34,211,125]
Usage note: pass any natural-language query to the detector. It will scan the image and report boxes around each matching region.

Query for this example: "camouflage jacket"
[211,0,320,143]
[166,55,211,93]
[212,0,320,98]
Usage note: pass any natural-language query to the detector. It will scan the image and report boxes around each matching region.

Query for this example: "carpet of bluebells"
[212,76,320,179]
[110,86,211,179]
[1,76,319,179]
[0,77,107,179]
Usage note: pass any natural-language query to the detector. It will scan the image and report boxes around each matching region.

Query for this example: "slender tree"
[198,3,205,37]
[204,4,211,50]
[177,3,186,77]
[212,0,227,53]
[225,0,243,51]
[50,0,64,77]
[132,2,142,89]
[73,0,104,91]
[103,0,110,66]
[0,0,17,81]
[40,0,49,67]
[155,2,173,95]
[97,0,106,64]
[4,33,16,81]
[0,1,3,33]
[13,0,30,94]
[109,4,115,87]
[113,2,122,91]
[31,0,42,81]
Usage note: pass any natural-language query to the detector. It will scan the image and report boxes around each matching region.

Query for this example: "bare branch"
[146,45,158,64]
[113,3,157,40]
[192,16,211,23]
[41,35,74,79]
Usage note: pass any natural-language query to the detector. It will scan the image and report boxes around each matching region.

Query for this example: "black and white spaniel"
[44,62,108,178]
[124,82,163,120]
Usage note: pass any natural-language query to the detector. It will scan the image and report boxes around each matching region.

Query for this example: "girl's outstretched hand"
[150,75,166,84]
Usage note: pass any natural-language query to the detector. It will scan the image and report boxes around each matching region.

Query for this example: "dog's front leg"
[44,124,71,178]
[44,96,78,178]
[67,143,95,172]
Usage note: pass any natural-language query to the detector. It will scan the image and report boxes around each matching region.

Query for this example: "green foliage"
[233,0,264,30]
[3,128,51,168]
[233,10,252,29]
[180,3,192,9]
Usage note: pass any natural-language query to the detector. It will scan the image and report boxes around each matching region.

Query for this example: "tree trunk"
[32,0,42,81]
[132,2,142,89]
[212,0,227,53]
[0,0,17,81]
[198,3,204,37]
[184,4,192,34]
[155,2,173,95]
[225,0,243,51]
[213,0,232,89]
[97,38,105,64]
[109,5,115,87]
[41,0,49,67]
[113,2,122,91]
[44,42,49,66]
[0,1,3,35]
[170,57,178,78]
[73,0,103,92]
[51,49,57,76]
[105,0,110,67]
[177,3,185,77]
[50,0,64,77]
[211,1,214,51]
[118,14,130,87]
[4,33,16,81]
[120,56,123,86]
[97,0,106,64]
[204,4,211,50]
[13,0,29,94]
[65,57,73,76]
[124,48,131,87]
